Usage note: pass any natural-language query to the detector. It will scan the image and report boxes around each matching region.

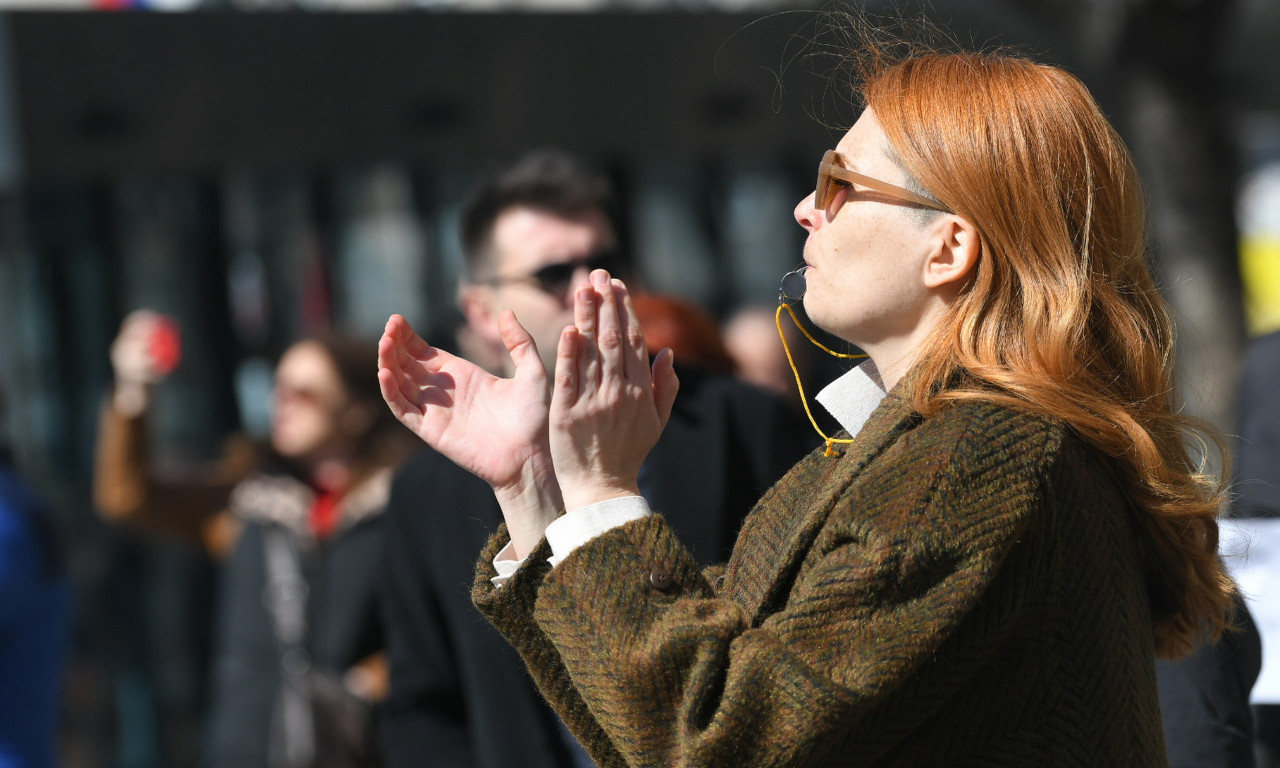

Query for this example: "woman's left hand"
[549,271,679,512]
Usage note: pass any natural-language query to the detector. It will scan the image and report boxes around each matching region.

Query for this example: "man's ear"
[458,284,503,345]
[923,215,981,292]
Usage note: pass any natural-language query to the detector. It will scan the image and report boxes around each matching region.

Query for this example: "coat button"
[649,567,674,591]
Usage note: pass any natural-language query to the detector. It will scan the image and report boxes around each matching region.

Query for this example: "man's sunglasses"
[815,149,952,213]
[479,250,622,298]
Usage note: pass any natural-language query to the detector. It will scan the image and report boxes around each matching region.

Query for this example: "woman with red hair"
[378,41,1234,767]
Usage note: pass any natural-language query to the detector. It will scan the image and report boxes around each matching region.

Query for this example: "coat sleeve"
[472,528,633,768]
[93,397,247,554]
[473,408,1061,768]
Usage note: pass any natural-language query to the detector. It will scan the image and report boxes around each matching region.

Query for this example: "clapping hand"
[377,312,562,556]
[550,271,679,512]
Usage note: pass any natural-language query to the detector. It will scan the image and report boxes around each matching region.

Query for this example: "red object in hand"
[150,316,182,375]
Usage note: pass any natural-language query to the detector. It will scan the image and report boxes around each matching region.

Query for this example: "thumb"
[498,310,545,382]
[651,348,679,431]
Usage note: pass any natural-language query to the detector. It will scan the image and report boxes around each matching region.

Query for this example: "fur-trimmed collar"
[229,467,392,541]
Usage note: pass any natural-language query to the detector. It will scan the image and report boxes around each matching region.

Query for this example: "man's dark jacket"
[1156,595,1260,768]
[1236,329,1280,518]
[377,365,814,767]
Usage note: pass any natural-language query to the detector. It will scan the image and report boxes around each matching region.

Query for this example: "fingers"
[564,272,666,428]
[593,271,626,382]
[378,314,452,416]
[376,330,423,424]
[380,314,440,378]
[552,325,580,411]
[550,279,671,510]
[377,315,416,394]
[572,281,600,391]
[376,366,420,428]
[381,314,433,366]
[615,281,651,382]
[376,314,404,373]
[576,271,650,388]
[651,348,679,432]
[497,311,546,386]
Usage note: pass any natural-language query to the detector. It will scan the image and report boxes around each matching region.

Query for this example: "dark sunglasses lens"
[586,251,620,273]
[531,252,623,296]
[533,263,577,296]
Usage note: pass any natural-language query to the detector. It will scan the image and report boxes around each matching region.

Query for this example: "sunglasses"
[480,249,622,298]
[815,149,952,213]
[274,383,337,410]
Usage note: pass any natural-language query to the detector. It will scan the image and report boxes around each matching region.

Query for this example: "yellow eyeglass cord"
[775,302,868,457]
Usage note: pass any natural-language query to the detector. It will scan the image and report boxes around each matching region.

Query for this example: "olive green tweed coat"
[472,390,1170,767]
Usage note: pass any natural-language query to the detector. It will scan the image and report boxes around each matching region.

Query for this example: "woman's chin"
[800,295,832,333]
[270,434,305,460]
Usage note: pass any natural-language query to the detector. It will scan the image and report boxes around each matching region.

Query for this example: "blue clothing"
[0,467,69,768]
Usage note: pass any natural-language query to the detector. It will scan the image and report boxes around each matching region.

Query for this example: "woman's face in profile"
[269,341,352,462]
[793,108,944,354]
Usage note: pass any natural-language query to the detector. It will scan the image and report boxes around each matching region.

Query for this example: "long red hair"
[860,51,1232,658]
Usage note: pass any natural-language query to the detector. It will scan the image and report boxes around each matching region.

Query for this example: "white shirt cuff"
[488,495,652,588]
[545,495,652,567]
[490,540,525,588]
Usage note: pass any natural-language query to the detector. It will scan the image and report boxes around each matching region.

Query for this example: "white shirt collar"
[815,361,888,438]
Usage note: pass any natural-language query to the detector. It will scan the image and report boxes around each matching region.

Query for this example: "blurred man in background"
[377,149,814,768]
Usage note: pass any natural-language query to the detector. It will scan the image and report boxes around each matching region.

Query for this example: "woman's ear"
[923,215,980,292]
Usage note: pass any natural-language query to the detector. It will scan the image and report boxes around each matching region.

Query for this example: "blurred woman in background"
[96,310,414,768]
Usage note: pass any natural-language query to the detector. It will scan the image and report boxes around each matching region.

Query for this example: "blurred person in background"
[0,389,69,768]
[1234,329,1280,520]
[631,293,735,375]
[95,311,415,768]
[377,149,814,768]
[1232,328,1280,767]
[723,304,797,400]
[1155,593,1261,768]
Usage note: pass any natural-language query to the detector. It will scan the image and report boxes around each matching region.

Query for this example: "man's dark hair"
[459,149,617,279]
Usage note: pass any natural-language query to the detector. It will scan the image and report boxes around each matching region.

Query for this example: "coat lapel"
[722,393,919,624]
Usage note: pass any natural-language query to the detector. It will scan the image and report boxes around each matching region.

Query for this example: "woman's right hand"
[378,313,562,557]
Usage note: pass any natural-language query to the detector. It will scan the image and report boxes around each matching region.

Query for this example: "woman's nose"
[795,192,820,233]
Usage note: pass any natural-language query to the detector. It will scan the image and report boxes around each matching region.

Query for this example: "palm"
[378,314,549,490]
